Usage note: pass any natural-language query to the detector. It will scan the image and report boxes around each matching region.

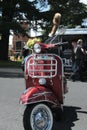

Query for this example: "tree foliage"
[0,0,87,60]
[0,0,87,36]
[0,0,45,60]
[47,0,87,27]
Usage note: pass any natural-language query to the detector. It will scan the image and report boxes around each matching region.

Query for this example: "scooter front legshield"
[20,86,60,106]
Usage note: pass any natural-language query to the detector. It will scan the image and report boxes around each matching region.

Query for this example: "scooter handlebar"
[54,41,68,46]
[38,41,68,50]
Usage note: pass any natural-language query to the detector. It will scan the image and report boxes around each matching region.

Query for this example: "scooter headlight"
[39,78,46,85]
[34,43,41,53]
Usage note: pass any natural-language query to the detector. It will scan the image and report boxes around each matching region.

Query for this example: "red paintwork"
[20,42,67,108]
[38,42,56,49]
[20,85,60,106]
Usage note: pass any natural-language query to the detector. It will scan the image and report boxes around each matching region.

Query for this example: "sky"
[80,0,87,4]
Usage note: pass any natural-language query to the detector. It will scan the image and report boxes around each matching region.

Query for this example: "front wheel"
[23,103,54,130]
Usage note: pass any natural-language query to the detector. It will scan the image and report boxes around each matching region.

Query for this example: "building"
[61,27,87,45]
[56,27,87,75]
[9,21,43,58]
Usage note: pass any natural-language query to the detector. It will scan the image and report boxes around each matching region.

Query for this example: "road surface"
[0,77,87,130]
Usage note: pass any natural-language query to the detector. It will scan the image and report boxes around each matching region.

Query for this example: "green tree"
[0,0,87,60]
[0,0,45,60]
[35,0,87,38]
[48,0,87,27]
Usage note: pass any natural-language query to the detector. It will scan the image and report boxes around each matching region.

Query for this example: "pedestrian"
[70,40,78,81]
[70,39,85,81]
[77,39,85,81]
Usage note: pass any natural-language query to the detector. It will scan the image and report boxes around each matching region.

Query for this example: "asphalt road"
[0,77,87,130]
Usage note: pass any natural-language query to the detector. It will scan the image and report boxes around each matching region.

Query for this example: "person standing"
[70,40,79,81]
[76,39,85,81]
[70,39,85,81]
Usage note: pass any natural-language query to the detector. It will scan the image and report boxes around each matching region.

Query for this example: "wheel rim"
[30,104,53,130]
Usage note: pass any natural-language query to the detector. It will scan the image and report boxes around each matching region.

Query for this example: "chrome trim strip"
[20,100,59,106]
[22,91,53,100]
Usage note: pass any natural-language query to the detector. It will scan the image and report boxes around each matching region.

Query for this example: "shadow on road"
[0,72,24,78]
[54,105,81,130]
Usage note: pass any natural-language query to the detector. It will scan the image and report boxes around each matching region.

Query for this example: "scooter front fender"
[20,86,60,106]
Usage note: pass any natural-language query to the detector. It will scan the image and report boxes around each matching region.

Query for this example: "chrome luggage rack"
[28,54,57,78]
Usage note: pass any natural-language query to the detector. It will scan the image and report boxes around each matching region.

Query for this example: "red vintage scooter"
[20,33,68,130]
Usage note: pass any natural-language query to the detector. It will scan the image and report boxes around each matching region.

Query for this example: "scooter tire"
[23,103,54,130]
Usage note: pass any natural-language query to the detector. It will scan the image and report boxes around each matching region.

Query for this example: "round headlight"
[39,78,46,85]
[34,43,41,53]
